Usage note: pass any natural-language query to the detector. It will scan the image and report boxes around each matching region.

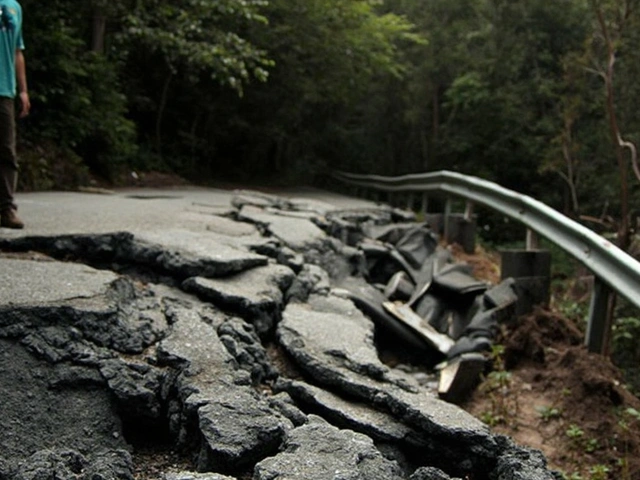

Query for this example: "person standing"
[0,0,29,229]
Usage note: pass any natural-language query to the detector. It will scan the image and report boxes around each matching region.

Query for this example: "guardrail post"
[464,201,474,220]
[445,214,477,254]
[442,199,477,254]
[421,193,429,215]
[444,197,452,240]
[526,229,540,250]
[586,278,615,354]
[500,249,551,316]
[406,193,414,212]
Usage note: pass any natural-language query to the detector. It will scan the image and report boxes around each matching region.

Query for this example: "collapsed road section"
[0,190,554,480]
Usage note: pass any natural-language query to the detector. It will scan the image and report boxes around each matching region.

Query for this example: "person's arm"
[15,49,30,117]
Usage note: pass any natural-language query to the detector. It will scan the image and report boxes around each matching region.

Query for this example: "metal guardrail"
[332,170,640,354]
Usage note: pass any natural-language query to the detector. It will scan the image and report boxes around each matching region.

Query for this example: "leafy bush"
[21,7,137,183]
[612,316,640,395]
[19,141,89,191]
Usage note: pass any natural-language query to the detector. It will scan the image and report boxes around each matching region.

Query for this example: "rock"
[3,274,170,355]
[410,466,461,480]
[100,358,165,419]
[201,213,260,238]
[278,293,422,392]
[231,190,292,211]
[302,237,362,283]
[323,208,407,247]
[253,416,406,480]
[285,264,331,302]
[196,389,291,471]
[0,230,269,280]
[128,229,269,278]
[266,392,308,426]
[13,449,133,480]
[287,196,339,216]
[217,317,279,385]
[491,438,558,480]
[277,294,516,478]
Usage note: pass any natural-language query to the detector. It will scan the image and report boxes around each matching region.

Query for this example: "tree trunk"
[156,71,174,159]
[91,9,106,53]
[431,88,440,168]
[595,5,630,250]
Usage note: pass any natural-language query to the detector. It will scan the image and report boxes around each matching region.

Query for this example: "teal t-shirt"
[0,0,23,98]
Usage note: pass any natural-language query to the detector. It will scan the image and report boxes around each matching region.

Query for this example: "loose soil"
[452,244,640,480]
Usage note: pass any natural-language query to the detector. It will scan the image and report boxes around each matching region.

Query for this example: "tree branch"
[618,134,640,181]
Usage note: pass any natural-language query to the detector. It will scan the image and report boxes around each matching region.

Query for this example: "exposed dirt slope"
[453,245,640,480]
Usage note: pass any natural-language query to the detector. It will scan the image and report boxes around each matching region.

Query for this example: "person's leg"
[0,96,23,228]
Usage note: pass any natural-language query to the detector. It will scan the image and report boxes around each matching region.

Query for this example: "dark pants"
[0,97,18,212]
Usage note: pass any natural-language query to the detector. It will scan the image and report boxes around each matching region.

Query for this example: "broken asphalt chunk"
[182,263,295,336]
[253,415,406,480]
[0,230,269,280]
[0,339,130,479]
[156,305,292,472]
[237,205,328,251]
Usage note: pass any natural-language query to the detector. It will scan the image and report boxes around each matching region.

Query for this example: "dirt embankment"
[463,307,640,480]
[448,243,640,479]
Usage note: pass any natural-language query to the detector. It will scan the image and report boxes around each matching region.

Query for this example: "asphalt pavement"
[0,185,378,238]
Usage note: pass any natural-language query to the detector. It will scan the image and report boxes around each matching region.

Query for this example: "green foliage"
[479,344,519,427]
[14,0,640,227]
[558,464,612,480]
[565,423,604,459]
[566,424,585,442]
[21,0,137,181]
[615,407,640,480]
[121,0,273,95]
[612,317,640,395]
[536,404,562,422]
[19,142,89,191]
[192,0,421,182]
[587,464,610,480]
[559,472,584,480]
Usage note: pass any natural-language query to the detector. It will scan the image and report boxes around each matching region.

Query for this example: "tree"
[192,0,420,181]
[118,0,273,160]
[19,0,136,182]
[586,0,640,250]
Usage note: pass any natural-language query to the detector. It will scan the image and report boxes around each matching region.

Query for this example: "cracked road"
[0,186,556,480]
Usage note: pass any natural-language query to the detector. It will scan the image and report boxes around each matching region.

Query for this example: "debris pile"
[324,215,518,401]
[0,190,552,480]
